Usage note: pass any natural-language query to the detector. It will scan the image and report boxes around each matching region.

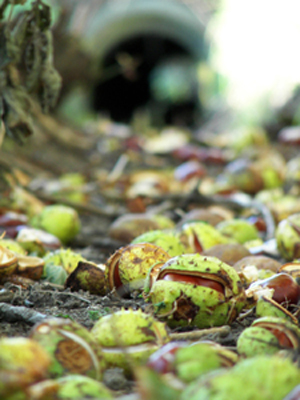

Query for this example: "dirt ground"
[0,192,254,394]
[0,181,255,395]
[0,208,253,337]
[0,110,296,396]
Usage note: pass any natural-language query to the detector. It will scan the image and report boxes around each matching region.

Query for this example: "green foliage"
[88,308,110,321]
[42,263,68,285]
[0,0,61,144]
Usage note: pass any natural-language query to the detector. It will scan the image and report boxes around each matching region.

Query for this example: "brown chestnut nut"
[249,273,300,305]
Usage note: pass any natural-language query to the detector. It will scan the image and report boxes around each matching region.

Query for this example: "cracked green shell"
[0,245,18,278]
[43,248,85,274]
[27,376,113,400]
[30,318,104,380]
[179,222,230,253]
[0,337,51,399]
[181,355,300,400]
[56,375,112,399]
[105,243,170,296]
[256,295,298,324]
[237,316,300,357]
[147,253,246,328]
[174,341,238,383]
[91,309,169,374]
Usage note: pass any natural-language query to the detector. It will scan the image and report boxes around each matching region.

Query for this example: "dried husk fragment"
[0,244,18,280]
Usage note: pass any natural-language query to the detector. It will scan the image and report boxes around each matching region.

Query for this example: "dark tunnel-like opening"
[91,34,201,127]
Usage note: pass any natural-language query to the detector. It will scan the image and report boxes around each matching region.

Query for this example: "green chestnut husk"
[42,263,68,285]
[181,355,300,400]
[174,341,238,383]
[146,254,246,328]
[105,243,170,296]
[91,308,169,375]
[179,222,231,253]
[237,326,285,358]
[56,375,112,399]
[30,318,104,380]
[0,239,27,255]
[237,316,300,358]
[256,296,298,324]
[31,205,81,244]
[131,230,185,257]
[0,337,51,398]
[216,219,259,244]
[43,248,85,275]
[27,375,113,400]
[276,213,300,260]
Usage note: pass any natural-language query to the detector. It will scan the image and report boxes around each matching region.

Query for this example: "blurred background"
[6,0,300,131]
[46,0,300,130]
[49,0,218,128]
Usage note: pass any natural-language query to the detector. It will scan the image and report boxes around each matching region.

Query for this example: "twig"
[0,289,14,303]
[40,282,65,291]
[169,325,231,341]
[56,291,91,304]
[237,307,255,322]
[0,302,47,325]
[107,154,129,182]
[40,290,91,304]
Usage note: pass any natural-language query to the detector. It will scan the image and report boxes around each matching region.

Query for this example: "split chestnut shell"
[256,295,298,324]
[147,340,238,383]
[174,341,238,383]
[237,316,300,357]
[105,243,170,296]
[30,318,104,380]
[179,222,230,253]
[147,254,246,328]
[0,337,51,398]
[0,245,18,280]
